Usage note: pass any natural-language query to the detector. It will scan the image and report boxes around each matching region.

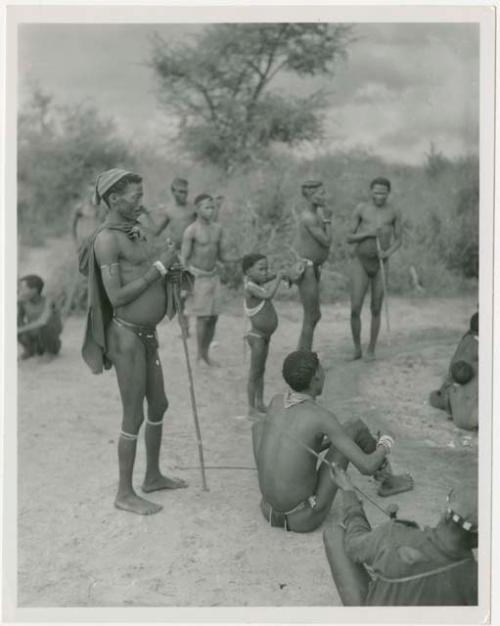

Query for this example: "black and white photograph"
[2,3,496,622]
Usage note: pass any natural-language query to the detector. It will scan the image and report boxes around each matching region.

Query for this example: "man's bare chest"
[118,236,155,266]
[361,205,394,227]
[195,227,219,247]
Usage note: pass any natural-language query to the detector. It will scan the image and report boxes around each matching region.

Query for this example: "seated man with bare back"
[347,177,402,361]
[252,351,413,533]
[81,168,188,516]
[181,193,238,366]
[294,180,333,351]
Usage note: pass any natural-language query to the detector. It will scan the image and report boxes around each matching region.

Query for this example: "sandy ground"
[17,242,477,607]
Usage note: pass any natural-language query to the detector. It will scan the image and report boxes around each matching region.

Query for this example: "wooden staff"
[375,236,391,345]
[172,282,209,491]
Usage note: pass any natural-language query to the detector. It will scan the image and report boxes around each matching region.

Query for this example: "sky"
[18,23,479,165]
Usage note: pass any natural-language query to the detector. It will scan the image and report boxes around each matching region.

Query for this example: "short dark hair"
[451,360,474,385]
[282,351,320,392]
[470,312,478,334]
[301,179,323,199]
[20,274,44,295]
[370,177,391,192]
[171,177,188,190]
[194,193,213,206]
[102,173,143,208]
[242,253,266,274]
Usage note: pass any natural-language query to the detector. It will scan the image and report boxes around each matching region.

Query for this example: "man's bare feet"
[114,492,163,515]
[377,473,414,497]
[347,348,363,361]
[197,356,220,368]
[248,406,266,419]
[142,473,188,493]
[364,350,376,362]
[255,403,268,414]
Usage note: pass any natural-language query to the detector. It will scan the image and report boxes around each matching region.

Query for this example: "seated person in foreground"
[430,312,478,429]
[323,465,477,606]
[17,274,62,360]
[251,351,413,533]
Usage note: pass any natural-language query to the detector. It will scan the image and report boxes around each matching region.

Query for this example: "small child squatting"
[242,253,287,417]
[18,274,62,361]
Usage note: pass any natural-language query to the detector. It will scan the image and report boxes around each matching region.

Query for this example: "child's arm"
[246,271,285,301]
[180,225,194,267]
[17,298,53,334]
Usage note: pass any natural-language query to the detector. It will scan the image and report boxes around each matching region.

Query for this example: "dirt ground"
[17,242,477,607]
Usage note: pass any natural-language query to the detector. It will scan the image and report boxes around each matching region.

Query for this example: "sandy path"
[17,289,477,607]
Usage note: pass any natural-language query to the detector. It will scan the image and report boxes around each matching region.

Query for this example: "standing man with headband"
[324,467,477,605]
[293,180,333,351]
[80,168,188,516]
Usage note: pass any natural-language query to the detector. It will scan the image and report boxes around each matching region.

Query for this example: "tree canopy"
[150,23,353,169]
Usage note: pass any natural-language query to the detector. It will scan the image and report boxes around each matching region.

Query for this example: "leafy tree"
[150,23,353,169]
[18,87,134,242]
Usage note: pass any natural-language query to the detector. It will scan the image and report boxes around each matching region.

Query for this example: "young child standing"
[242,254,287,417]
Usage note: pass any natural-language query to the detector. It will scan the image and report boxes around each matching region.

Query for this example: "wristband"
[323,219,332,224]
[376,434,394,454]
[153,260,168,277]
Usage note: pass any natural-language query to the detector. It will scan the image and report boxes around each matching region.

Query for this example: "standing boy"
[347,177,402,361]
[142,177,196,248]
[181,193,237,366]
[294,180,333,351]
[71,184,105,250]
[242,253,287,416]
[82,168,187,516]
[18,274,62,360]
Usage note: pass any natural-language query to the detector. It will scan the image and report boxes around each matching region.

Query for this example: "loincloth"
[292,257,322,283]
[355,239,383,278]
[186,266,223,316]
[112,316,159,356]
[260,495,318,531]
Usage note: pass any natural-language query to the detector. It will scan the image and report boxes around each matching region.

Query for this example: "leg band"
[145,417,164,426]
[120,430,139,441]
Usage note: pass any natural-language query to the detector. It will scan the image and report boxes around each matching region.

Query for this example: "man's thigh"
[298,266,320,310]
[145,348,168,413]
[107,323,147,415]
[350,258,370,310]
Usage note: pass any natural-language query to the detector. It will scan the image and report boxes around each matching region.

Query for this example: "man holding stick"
[347,177,402,361]
[81,168,188,515]
[294,180,333,351]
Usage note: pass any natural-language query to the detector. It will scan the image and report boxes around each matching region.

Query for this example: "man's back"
[255,394,325,511]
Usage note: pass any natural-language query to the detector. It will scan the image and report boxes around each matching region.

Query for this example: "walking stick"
[172,281,209,491]
[375,236,391,345]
